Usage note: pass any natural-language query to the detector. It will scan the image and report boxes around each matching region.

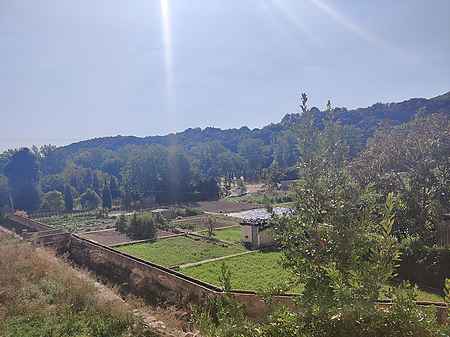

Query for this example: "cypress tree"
[102,181,112,209]
[64,184,74,212]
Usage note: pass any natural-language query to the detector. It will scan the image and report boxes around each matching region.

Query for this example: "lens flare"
[160,0,175,113]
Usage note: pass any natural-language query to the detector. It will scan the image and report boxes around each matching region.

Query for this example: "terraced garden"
[181,251,297,292]
[116,235,245,267]
[35,212,119,232]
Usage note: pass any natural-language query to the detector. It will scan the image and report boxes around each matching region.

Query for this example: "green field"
[116,236,245,267]
[36,212,119,232]
[181,251,298,292]
[213,227,242,243]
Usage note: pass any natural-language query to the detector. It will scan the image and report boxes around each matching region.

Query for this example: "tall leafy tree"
[64,184,74,212]
[109,176,121,199]
[4,148,41,212]
[80,189,101,210]
[0,175,11,211]
[102,181,112,209]
[41,191,65,211]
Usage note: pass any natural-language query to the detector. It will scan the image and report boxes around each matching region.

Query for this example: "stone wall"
[69,235,222,306]
[5,214,448,323]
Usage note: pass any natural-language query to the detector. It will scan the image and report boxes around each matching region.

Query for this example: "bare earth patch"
[190,200,259,213]
[78,228,175,246]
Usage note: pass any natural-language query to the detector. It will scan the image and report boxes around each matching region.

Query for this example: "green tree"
[64,184,74,212]
[4,148,41,212]
[350,113,450,243]
[276,94,400,315]
[41,191,65,212]
[115,214,128,233]
[0,175,10,211]
[127,212,158,240]
[102,182,112,209]
[80,189,101,210]
[109,176,121,199]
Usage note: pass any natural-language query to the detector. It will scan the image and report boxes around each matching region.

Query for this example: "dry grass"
[0,236,158,337]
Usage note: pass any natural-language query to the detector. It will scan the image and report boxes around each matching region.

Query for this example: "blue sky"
[1,0,449,151]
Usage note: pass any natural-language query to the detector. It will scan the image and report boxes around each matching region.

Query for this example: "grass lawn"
[116,236,245,267]
[181,250,444,302]
[181,251,298,292]
[210,227,242,243]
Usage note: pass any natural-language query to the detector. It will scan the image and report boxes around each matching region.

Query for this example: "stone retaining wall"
[4,214,448,323]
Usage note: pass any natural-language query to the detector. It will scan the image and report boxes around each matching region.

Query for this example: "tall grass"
[0,235,157,337]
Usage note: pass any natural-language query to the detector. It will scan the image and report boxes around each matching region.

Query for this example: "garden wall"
[4,214,448,322]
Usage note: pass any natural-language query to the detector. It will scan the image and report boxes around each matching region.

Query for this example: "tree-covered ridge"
[0,91,449,213]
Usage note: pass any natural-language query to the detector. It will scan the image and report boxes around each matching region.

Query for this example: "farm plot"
[168,214,241,232]
[79,228,176,246]
[116,236,245,267]
[36,212,119,232]
[188,200,260,213]
[181,251,298,292]
[196,226,242,244]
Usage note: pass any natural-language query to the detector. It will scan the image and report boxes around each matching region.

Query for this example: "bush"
[41,190,65,212]
[194,287,447,337]
[116,212,163,240]
[80,189,101,210]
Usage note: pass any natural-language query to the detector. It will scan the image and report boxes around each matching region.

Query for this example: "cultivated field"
[116,236,245,267]
[181,251,297,292]
[35,212,118,232]
[168,214,241,232]
[77,228,175,246]
[188,200,260,213]
[196,226,242,244]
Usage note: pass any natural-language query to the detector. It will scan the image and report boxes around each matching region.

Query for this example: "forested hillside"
[0,91,449,212]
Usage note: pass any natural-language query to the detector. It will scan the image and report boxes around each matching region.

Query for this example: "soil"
[189,200,259,213]
[170,214,240,230]
[78,229,176,246]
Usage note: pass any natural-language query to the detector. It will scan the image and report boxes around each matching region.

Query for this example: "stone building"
[239,207,292,250]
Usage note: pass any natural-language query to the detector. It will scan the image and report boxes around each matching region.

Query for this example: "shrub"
[80,189,101,210]
[116,212,162,240]
[41,190,65,212]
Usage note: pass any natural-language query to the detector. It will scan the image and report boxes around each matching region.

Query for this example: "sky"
[1,0,449,151]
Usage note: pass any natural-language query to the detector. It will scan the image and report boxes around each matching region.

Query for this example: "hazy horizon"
[1,0,450,151]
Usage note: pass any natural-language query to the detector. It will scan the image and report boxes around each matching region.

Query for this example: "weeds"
[0,237,157,337]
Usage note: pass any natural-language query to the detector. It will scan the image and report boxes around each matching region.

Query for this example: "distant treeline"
[0,91,449,213]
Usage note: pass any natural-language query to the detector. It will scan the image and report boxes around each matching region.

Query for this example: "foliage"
[4,148,41,212]
[63,184,74,211]
[193,295,254,337]
[41,190,65,212]
[102,181,113,209]
[0,175,11,210]
[218,262,232,292]
[115,214,128,233]
[350,113,450,243]
[109,176,121,199]
[207,216,216,237]
[126,213,158,240]
[79,188,101,210]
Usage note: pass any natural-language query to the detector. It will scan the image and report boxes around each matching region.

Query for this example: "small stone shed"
[240,207,292,250]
